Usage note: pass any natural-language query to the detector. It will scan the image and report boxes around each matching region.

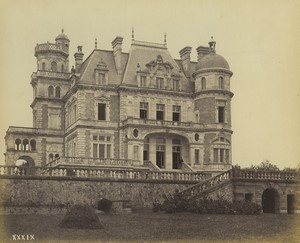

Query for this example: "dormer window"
[140,76,147,87]
[95,59,109,85]
[172,79,180,91]
[156,77,163,89]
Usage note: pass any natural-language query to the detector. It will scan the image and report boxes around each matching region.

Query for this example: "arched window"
[15,138,21,151]
[30,139,36,151]
[219,77,224,89]
[61,64,64,73]
[23,139,29,151]
[55,86,61,98]
[49,153,54,162]
[48,86,54,97]
[51,61,57,72]
[42,62,46,70]
[201,77,206,90]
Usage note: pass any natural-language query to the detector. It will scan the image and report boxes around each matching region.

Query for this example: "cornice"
[194,89,234,98]
[192,68,233,78]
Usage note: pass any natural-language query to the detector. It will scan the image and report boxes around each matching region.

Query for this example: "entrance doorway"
[287,194,295,214]
[262,188,279,213]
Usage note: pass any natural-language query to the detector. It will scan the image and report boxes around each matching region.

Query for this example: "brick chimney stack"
[74,46,84,72]
[111,36,123,75]
[179,46,192,78]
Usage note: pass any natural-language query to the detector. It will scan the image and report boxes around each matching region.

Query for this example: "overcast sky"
[0,0,299,169]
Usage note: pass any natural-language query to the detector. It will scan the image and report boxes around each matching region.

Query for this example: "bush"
[97,198,112,213]
[152,200,161,212]
[60,204,103,229]
[160,191,261,215]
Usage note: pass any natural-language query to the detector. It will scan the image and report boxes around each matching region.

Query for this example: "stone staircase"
[179,169,232,198]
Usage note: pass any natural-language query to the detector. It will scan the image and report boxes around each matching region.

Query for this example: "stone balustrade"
[0,165,208,182]
[232,169,299,180]
[122,117,231,130]
[47,157,140,167]
[35,43,68,56]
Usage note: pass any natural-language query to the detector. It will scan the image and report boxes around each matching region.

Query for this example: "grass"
[0,212,299,243]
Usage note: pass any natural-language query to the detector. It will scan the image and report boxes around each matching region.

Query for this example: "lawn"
[0,212,299,243]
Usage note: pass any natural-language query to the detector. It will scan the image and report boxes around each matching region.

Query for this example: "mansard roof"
[78,49,129,86]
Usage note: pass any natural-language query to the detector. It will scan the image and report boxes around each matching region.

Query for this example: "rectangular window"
[220,149,224,163]
[195,149,200,164]
[156,77,163,89]
[93,135,98,141]
[107,144,111,158]
[99,144,105,158]
[99,136,105,141]
[213,148,219,163]
[218,107,225,123]
[140,102,148,119]
[93,144,98,158]
[172,105,181,122]
[133,145,139,160]
[106,136,111,142]
[140,76,146,87]
[156,104,165,120]
[98,103,106,120]
[173,79,179,91]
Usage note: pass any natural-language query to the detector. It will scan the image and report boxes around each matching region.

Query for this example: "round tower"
[34,29,70,73]
[193,37,234,169]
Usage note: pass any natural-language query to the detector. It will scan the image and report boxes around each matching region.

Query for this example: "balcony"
[35,43,68,56]
[47,157,140,168]
[122,117,231,131]
[6,126,63,136]
[34,71,70,80]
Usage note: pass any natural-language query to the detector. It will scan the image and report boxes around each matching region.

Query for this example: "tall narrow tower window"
[51,61,57,72]
[61,64,64,73]
[201,77,206,90]
[42,62,46,70]
[219,77,224,89]
[55,87,61,98]
[218,106,225,123]
[48,86,54,97]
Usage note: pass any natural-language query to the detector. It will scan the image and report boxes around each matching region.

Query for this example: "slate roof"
[79,49,129,86]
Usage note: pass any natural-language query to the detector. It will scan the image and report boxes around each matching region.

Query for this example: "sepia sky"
[0,0,299,169]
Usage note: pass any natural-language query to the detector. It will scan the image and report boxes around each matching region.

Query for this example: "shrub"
[152,200,161,212]
[97,198,112,213]
[60,204,103,229]
[160,191,261,215]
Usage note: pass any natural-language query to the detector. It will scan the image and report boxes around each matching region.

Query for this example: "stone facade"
[4,31,233,173]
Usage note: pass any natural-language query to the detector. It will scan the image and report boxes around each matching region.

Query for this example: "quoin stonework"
[4,30,233,173]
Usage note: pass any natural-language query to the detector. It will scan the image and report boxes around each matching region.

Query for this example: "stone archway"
[262,188,280,213]
[15,156,35,175]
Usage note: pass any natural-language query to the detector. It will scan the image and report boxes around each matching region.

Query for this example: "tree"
[247,160,279,171]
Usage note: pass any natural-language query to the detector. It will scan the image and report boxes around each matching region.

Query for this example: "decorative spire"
[164,32,167,45]
[208,36,216,53]
[61,28,64,34]
[132,28,134,41]
[95,38,98,49]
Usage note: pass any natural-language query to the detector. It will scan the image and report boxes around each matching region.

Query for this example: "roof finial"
[211,36,213,40]
[132,28,135,41]
[95,38,98,49]
[164,32,167,45]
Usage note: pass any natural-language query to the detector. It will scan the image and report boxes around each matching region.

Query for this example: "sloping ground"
[1,213,299,242]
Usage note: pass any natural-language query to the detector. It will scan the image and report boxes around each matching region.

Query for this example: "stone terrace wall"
[0,177,198,209]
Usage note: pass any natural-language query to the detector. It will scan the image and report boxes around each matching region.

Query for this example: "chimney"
[74,46,84,72]
[196,46,210,61]
[111,36,123,75]
[179,46,192,77]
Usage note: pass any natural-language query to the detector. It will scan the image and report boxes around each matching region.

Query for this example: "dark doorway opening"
[156,151,164,169]
[287,194,295,214]
[172,146,181,169]
[262,188,279,213]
